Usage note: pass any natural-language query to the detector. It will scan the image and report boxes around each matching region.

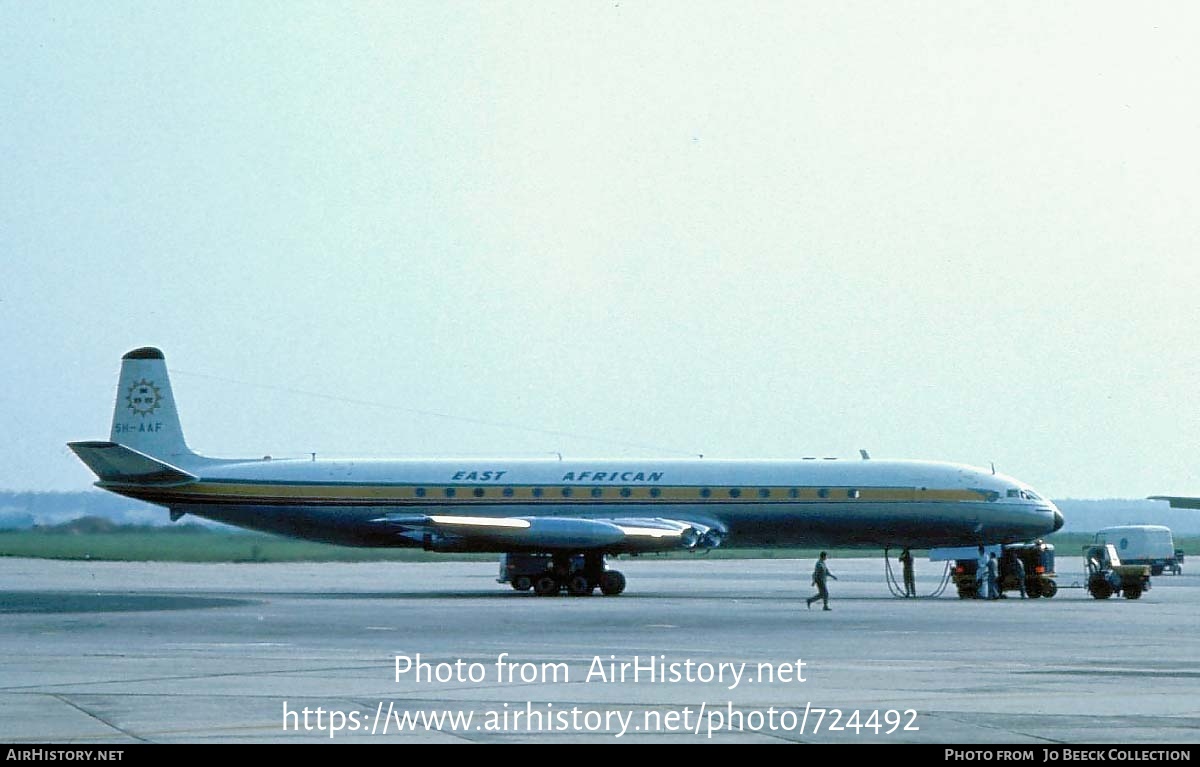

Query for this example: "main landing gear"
[499,552,626,597]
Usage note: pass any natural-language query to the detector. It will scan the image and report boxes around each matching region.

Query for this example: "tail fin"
[108,347,196,463]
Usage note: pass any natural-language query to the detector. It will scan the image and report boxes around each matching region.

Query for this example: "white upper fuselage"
[177,454,1038,497]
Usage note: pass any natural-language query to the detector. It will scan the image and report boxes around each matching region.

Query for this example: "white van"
[1093,525,1181,575]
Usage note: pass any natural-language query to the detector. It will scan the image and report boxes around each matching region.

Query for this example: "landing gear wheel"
[566,575,594,596]
[1123,583,1143,600]
[1040,580,1058,598]
[534,574,560,596]
[599,570,626,596]
[512,576,532,592]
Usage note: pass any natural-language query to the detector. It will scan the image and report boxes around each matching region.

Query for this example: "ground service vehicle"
[998,541,1058,598]
[1084,543,1151,600]
[947,542,1057,598]
[1093,525,1178,576]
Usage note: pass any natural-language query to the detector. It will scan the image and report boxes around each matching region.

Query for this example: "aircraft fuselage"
[101,456,1061,550]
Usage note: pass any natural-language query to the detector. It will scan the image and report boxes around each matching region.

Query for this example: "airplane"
[1148,496,1200,509]
[69,347,1064,596]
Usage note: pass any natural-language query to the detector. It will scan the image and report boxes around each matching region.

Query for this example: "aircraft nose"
[1052,510,1064,532]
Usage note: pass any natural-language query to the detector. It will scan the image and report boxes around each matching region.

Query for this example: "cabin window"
[415,487,426,498]
[818,488,829,499]
[729,488,742,498]
[700,488,712,498]
[758,488,770,498]
[472,488,484,498]
[650,487,662,498]
[444,487,456,498]
[591,487,603,498]
[847,489,860,499]
[561,487,573,498]
[502,487,514,497]
[532,487,544,498]
[788,488,799,499]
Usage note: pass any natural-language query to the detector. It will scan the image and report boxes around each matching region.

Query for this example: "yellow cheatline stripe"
[167,482,988,504]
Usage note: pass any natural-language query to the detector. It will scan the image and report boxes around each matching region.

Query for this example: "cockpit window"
[1007,489,1019,498]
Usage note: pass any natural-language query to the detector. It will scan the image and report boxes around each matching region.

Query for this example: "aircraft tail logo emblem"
[125,379,162,416]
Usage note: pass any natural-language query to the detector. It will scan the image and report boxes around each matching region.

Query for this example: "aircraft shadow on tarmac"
[214,590,962,602]
[0,591,256,614]
[0,589,1085,609]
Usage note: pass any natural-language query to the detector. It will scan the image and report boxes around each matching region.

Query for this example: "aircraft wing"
[369,513,725,553]
[1148,495,1200,509]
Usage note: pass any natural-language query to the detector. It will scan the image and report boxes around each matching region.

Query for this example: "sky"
[2,2,1199,499]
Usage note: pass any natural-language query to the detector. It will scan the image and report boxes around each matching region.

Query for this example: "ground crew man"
[987,552,1000,599]
[899,547,916,597]
[1011,553,1027,598]
[806,551,838,611]
[975,545,989,598]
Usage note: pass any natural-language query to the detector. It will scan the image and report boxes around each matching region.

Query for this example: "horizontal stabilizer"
[68,441,197,486]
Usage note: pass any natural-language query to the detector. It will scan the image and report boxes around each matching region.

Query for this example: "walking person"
[806,551,838,611]
[899,547,916,598]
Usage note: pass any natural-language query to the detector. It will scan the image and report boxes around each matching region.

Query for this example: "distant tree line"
[0,490,163,529]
